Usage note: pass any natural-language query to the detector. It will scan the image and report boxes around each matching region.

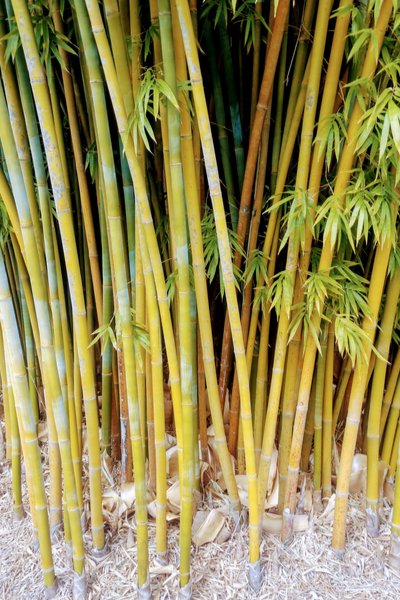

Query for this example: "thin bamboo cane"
[250,0,263,131]
[0,324,11,460]
[322,319,335,502]
[138,217,167,565]
[6,351,23,519]
[146,337,156,492]
[270,13,288,193]
[332,357,352,435]
[134,207,146,461]
[279,0,317,158]
[313,323,328,506]
[218,18,245,193]
[20,275,38,428]
[73,332,83,458]
[99,190,113,456]
[389,430,400,573]
[301,377,316,472]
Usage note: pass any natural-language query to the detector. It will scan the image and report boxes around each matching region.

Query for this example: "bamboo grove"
[1,0,400,596]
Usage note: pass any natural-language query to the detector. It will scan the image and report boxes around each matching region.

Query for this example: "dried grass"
[1,418,400,600]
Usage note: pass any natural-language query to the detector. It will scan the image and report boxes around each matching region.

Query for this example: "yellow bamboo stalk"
[0,325,11,460]
[170,0,240,513]
[0,13,45,277]
[83,0,185,491]
[258,0,332,528]
[278,0,353,510]
[0,257,57,595]
[281,0,393,542]
[12,0,105,559]
[389,428,400,573]
[6,351,23,520]
[367,269,400,535]
[382,379,400,465]
[138,217,167,564]
[332,222,397,555]
[380,348,400,437]
[175,2,261,586]
[52,0,103,326]
[389,420,400,478]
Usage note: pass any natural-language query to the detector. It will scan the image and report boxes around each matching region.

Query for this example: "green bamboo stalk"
[279,0,317,159]
[20,274,38,429]
[203,20,238,231]
[99,189,113,455]
[218,18,245,193]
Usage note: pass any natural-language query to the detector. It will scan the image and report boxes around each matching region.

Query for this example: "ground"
[1,422,400,600]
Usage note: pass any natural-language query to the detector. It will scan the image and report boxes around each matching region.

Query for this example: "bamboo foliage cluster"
[2,0,400,597]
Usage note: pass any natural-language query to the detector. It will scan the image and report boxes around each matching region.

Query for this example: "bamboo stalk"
[322,319,335,502]
[0,252,57,595]
[258,0,332,531]
[281,0,393,543]
[12,0,105,562]
[380,348,400,437]
[367,269,400,535]
[332,222,397,556]
[217,0,291,408]
[175,3,261,587]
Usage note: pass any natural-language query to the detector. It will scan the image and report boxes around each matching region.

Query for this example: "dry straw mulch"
[1,420,400,600]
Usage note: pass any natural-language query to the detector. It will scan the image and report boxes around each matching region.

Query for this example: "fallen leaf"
[192,509,225,546]
[262,513,308,534]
